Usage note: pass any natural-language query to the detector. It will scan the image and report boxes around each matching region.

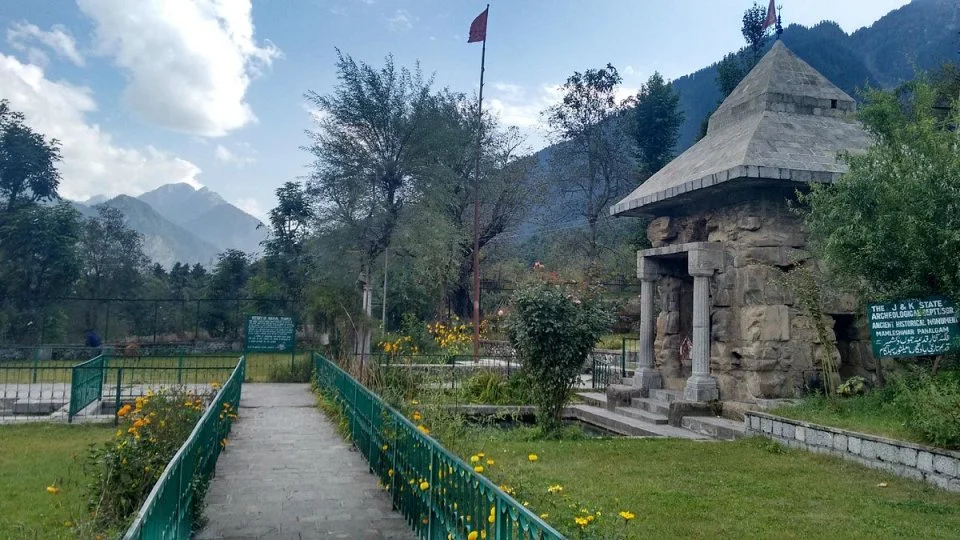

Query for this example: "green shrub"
[504,276,614,433]
[458,370,536,405]
[85,388,225,532]
[267,357,314,383]
[895,371,960,449]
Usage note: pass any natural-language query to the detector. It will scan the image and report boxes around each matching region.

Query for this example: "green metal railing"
[123,356,245,540]
[68,354,107,421]
[591,354,618,391]
[315,352,564,540]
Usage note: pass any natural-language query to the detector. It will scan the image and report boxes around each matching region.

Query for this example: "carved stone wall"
[647,198,875,400]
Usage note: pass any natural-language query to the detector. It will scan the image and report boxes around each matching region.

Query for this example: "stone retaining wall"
[744,411,960,492]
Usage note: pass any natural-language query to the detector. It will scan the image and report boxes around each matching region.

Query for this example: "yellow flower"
[419,481,429,491]
[387,469,394,477]
[64,521,73,527]
[587,515,595,523]
[117,404,131,417]
[470,455,480,463]
[411,400,419,405]
[486,459,494,466]
[547,484,563,494]
[539,513,549,519]
[488,515,495,524]
[417,425,430,435]
[528,453,539,462]
[574,516,589,527]
[467,532,478,540]
[220,438,229,448]
[46,485,60,495]
[127,427,138,435]
[474,465,484,473]
[382,444,389,451]
[619,511,636,521]
[210,381,221,389]
[412,411,422,422]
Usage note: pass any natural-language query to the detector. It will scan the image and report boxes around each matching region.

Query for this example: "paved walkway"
[197,384,414,539]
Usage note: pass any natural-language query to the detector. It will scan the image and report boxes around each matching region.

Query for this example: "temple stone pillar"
[684,247,722,402]
[635,256,662,391]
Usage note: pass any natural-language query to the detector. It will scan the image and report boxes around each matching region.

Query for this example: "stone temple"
[611,41,876,402]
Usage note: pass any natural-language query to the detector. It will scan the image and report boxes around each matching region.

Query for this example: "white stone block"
[772,422,783,437]
[933,455,958,477]
[861,440,877,460]
[795,426,805,442]
[918,451,934,472]
[876,443,899,463]
[847,437,861,455]
[833,434,848,452]
[899,447,918,468]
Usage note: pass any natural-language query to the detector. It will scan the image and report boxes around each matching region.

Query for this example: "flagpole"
[472,5,488,364]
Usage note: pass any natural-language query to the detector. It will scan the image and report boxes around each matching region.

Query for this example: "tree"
[0,100,63,210]
[202,250,251,338]
[412,91,541,317]
[742,2,770,68]
[630,72,684,176]
[801,80,960,303]
[0,202,82,341]
[78,206,148,329]
[255,181,315,320]
[545,63,635,268]
[304,50,434,357]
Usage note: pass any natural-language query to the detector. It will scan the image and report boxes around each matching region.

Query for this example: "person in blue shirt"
[85,329,102,354]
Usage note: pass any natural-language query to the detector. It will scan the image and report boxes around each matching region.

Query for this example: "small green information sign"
[868,297,959,358]
[244,315,295,353]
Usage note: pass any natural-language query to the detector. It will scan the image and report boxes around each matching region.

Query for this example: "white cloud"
[214,143,256,167]
[387,9,414,33]
[0,53,201,200]
[233,197,267,221]
[6,22,84,66]
[77,0,280,137]
[486,84,562,149]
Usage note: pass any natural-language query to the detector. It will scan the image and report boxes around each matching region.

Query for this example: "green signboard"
[244,315,295,353]
[868,297,959,358]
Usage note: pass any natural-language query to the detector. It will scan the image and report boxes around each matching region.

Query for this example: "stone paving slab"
[196,383,415,540]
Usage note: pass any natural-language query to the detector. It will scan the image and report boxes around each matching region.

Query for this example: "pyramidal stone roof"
[611,41,873,217]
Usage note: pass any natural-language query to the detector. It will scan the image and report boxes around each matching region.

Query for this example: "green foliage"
[85,388,220,532]
[0,99,63,210]
[741,2,771,67]
[630,72,684,176]
[801,80,960,303]
[267,356,315,383]
[505,275,614,432]
[893,371,960,449]
[458,370,536,406]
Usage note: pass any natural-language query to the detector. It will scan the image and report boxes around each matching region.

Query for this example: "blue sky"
[0,0,911,220]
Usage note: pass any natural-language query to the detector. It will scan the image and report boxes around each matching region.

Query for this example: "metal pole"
[472,4,489,364]
[381,248,388,330]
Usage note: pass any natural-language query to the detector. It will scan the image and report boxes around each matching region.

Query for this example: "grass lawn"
[770,393,923,444]
[447,429,960,539]
[0,423,113,539]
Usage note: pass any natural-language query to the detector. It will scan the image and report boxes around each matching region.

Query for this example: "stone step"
[615,406,669,425]
[681,416,746,441]
[630,397,671,416]
[576,392,607,408]
[565,404,709,440]
[649,389,683,403]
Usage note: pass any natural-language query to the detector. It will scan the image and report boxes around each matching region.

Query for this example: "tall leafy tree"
[742,2,770,68]
[801,80,960,303]
[78,206,148,329]
[0,202,82,341]
[630,72,684,176]
[202,250,251,338]
[545,63,635,268]
[304,50,434,356]
[0,100,62,210]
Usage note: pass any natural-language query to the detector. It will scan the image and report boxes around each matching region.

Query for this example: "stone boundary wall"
[744,411,960,492]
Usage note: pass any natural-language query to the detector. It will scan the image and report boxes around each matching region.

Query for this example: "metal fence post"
[114,367,123,426]
[177,349,184,385]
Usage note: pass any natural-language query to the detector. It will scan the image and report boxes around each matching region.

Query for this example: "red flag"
[763,0,777,30]
[468,7,488,43]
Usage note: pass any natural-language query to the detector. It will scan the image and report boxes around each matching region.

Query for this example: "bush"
[267,357,314,383]
[895,371,960,449]
[837,376,867,398]
[85,387,224,532]
[504,276,613,433]
[459,370,536,406]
